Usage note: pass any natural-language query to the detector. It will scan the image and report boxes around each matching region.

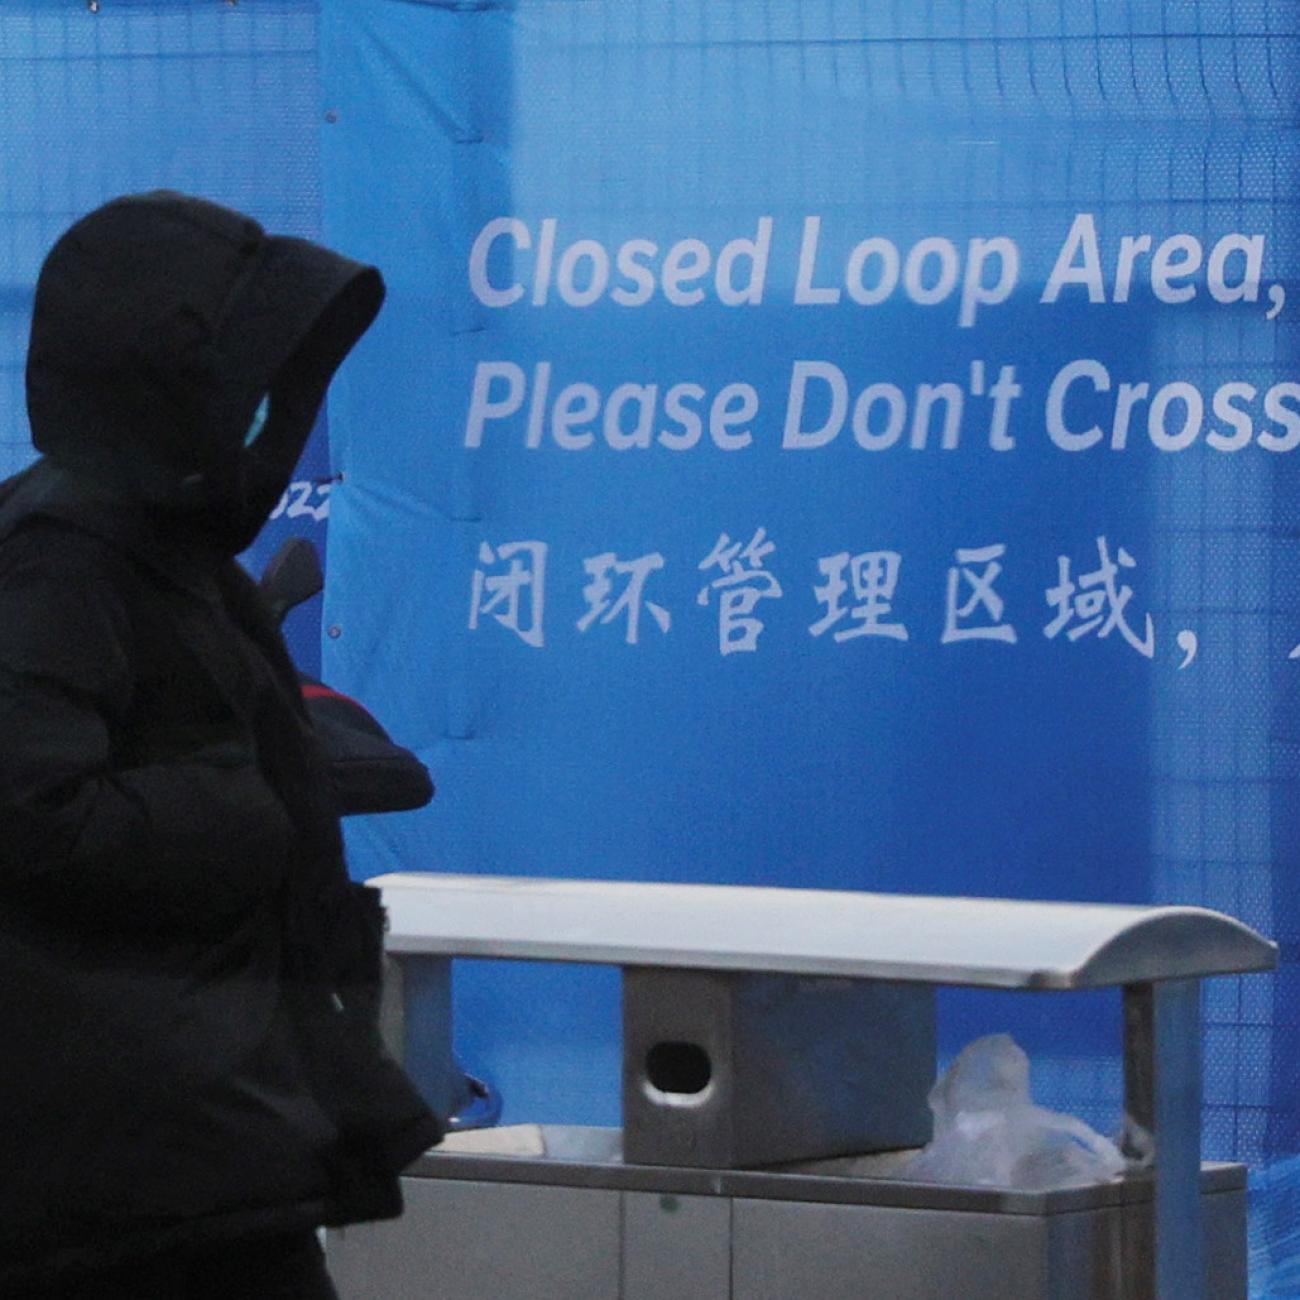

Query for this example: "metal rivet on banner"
[324,110,340,125]
[327,625,343,640]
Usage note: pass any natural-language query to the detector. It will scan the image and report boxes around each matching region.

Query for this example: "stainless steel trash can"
[354,874,1276,1300]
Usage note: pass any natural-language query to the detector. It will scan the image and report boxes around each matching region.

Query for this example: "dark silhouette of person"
[0,192,442,1297]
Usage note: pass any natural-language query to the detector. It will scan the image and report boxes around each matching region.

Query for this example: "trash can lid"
[373,873,1277,989]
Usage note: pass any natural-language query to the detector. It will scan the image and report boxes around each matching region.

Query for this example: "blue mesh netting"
[315,4,1300,1293]
[0,0,326,666]
[2,2,1300,1294]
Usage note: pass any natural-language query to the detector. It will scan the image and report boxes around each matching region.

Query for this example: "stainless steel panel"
[327,1178,620,1300]
[1120,1188,1246,1300]
[1045,1208,1124,1300]
[329,1159,1247,1299]
[732,1198,1056,1300]
[1203,1190,1248,1300]
[623,969,934,1167]
[622,1192,730,1300]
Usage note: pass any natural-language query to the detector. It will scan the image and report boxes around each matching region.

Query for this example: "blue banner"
[319,0,1300,1238]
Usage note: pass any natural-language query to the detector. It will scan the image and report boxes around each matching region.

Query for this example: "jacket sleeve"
[0,530,294,931]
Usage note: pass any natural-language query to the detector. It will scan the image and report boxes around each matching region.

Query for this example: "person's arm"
[0,528,293,932]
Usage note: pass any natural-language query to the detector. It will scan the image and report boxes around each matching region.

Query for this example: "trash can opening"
[644,1041,712,1097]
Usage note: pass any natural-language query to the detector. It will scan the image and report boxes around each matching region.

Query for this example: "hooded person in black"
[0,192,442,1295]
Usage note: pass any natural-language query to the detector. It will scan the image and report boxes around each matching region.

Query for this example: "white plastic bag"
[901,1034,1128,1191]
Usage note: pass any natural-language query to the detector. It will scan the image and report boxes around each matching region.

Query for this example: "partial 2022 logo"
[269,478,331,524]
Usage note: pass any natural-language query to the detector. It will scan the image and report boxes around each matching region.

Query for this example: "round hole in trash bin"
[645,1041,712,1095]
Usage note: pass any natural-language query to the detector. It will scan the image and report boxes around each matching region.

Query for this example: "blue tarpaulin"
[315,3,1300,1289]
[2,1,1299,1292]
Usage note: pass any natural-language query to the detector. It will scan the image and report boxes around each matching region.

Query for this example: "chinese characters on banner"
[696,528,782,654]
[465,530,1219,663]
[468,540,547,648]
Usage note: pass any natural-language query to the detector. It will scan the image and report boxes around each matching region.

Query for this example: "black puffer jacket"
[0,193,442,1290]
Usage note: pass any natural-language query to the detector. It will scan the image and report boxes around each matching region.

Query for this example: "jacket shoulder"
[0,514,143,587]
[0,517,142,695]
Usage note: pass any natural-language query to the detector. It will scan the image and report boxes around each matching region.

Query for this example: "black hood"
[26,191,383,556]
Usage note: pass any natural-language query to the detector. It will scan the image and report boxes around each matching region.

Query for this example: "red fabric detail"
[301,682,363,709]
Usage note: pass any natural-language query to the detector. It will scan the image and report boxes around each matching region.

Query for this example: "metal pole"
[379,952,407,1063]
[388,954,456,1121]
[1123,979,1204,1300]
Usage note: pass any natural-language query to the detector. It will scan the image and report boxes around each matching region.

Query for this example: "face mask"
[244,394,271,448]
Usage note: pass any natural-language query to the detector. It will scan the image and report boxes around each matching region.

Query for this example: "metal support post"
[379,953,407,1063]
[385,954,456,1121]
[1123,979,1204,1300]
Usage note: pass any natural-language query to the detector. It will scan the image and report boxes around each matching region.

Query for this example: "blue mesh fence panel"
[2,1,1300,1293]
[316,4,1300,1294]
[0,0,327,667]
